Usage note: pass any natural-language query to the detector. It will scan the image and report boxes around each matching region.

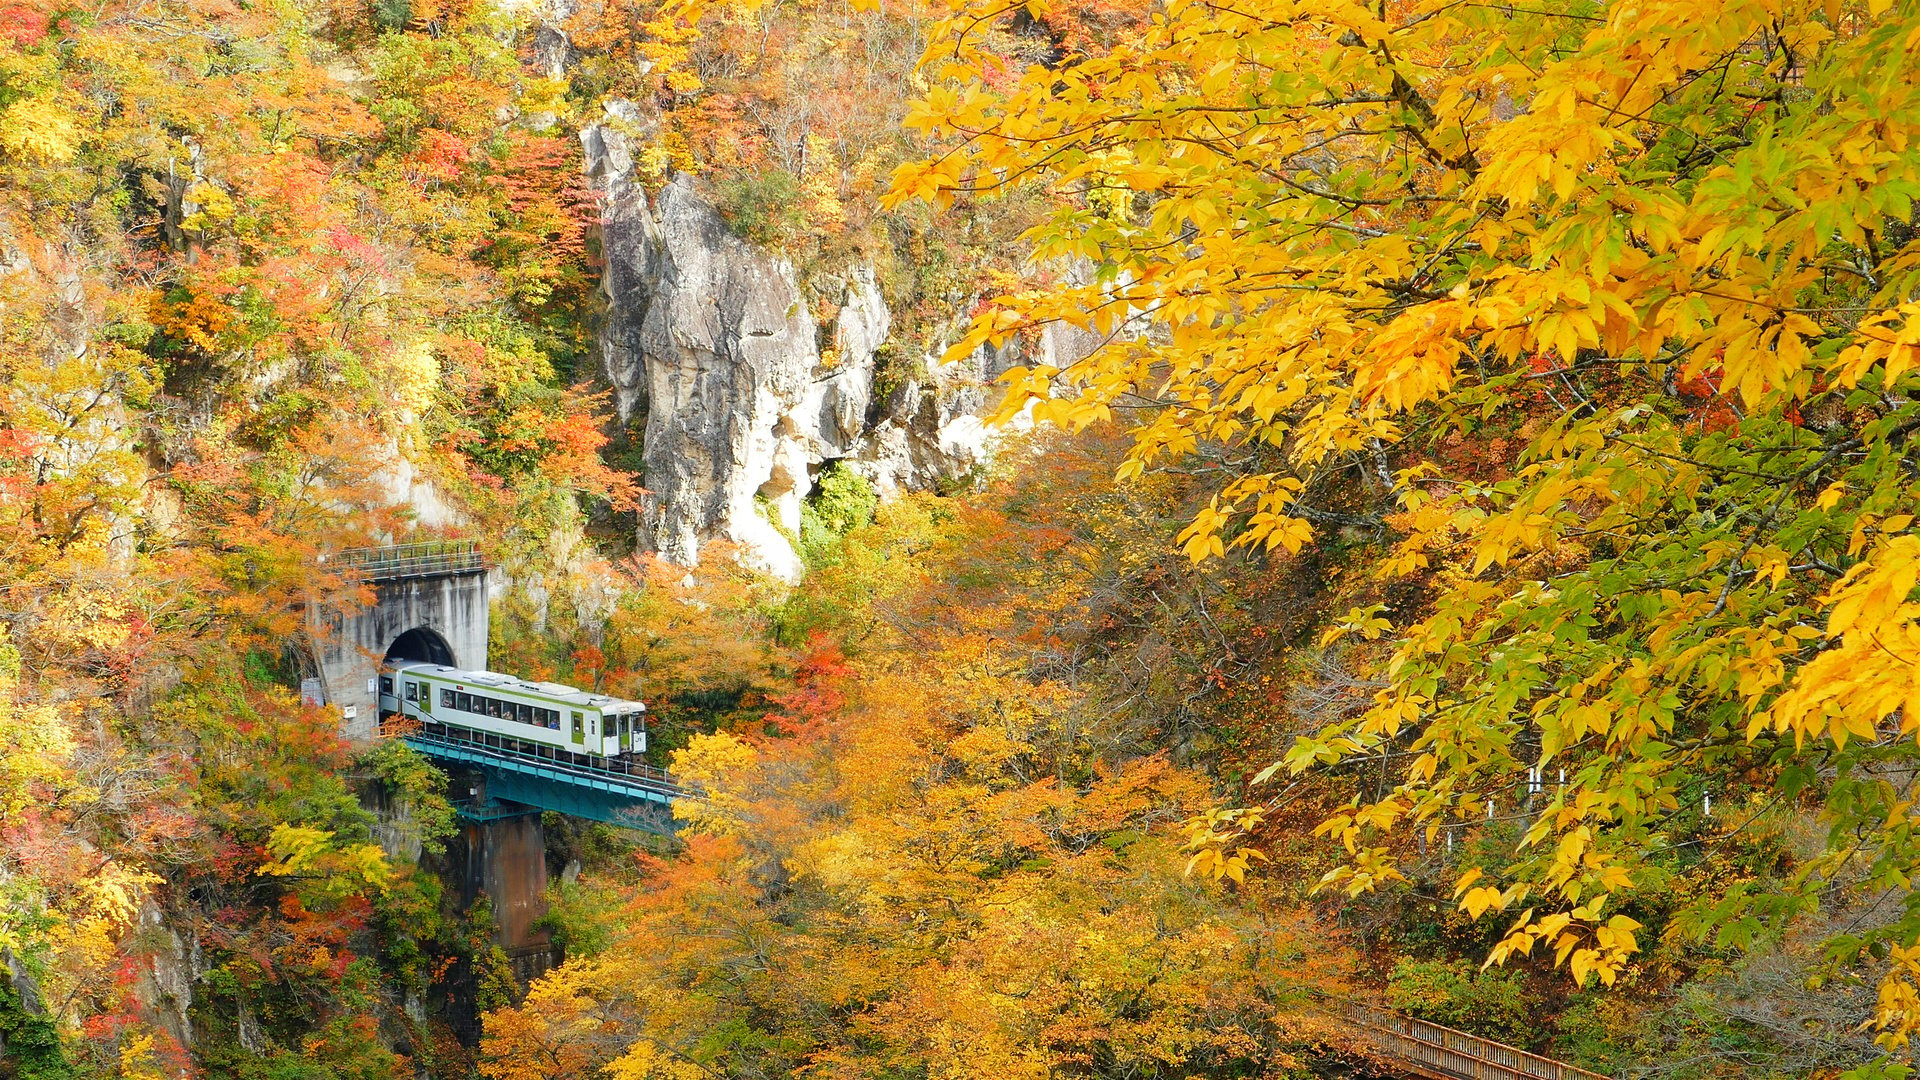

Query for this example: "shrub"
[1386,958,1540,1046]
[798,463,878,567]
[715,170,805,248]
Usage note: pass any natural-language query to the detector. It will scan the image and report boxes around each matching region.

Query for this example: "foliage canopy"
[896,0,1920,1047]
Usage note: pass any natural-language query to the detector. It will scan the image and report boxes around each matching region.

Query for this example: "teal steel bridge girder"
[398,733,686,833]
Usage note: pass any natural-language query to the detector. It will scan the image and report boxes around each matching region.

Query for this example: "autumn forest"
[4,0,1920,1077]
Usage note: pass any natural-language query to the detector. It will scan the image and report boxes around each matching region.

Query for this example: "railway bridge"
[392,723,687,832]
[303,539,691,830]
[306,545,1601,1079]
[305,541,693,987]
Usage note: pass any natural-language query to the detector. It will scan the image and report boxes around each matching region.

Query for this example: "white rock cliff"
[582,106,1029,580]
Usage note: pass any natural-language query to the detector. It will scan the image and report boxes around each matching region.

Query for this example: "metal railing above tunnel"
[326,540,486,582]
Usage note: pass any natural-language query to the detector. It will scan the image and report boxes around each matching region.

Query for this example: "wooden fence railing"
[1334,1002,1609,1080]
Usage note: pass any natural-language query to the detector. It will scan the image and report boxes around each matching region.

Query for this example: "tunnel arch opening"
[385,626,456,667]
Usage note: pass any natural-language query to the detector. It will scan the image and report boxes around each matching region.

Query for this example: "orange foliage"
[484,437,1358,1078]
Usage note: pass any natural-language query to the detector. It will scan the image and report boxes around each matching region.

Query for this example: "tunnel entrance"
[385,626,456,667]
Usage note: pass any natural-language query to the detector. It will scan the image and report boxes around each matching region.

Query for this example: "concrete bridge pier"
[443,803,555,985]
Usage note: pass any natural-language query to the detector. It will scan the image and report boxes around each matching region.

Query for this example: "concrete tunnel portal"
[307,548,490,742]
[385,626,457,668]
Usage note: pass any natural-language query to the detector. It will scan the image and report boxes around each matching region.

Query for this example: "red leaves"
[410,129,473,185]
[492,132,595,262]
[324,225,387,272]
[1676,365,1740,433]
[763,635,851,740]
[0,427,34,502]
[0,3,47,45]
[492,384,644,513]
[571,644,607,689]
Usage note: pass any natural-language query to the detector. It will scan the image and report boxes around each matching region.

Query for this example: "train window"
[441,688,453,708]
[513,703,528,724]
[488,697,503,719]
[545,709,559,729]
[454,692,469,712]
[380,676,393,695]
[404,682,416,702]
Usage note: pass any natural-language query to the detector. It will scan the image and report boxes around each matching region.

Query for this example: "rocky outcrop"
[130,900,199,1060]
[584,105,1052,579]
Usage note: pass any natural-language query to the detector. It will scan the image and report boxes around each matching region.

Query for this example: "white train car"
[378,660,646,758]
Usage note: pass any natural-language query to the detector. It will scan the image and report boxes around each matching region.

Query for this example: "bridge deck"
[395,724,695,831]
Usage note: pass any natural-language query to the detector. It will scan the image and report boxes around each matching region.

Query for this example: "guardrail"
[326,541,485,581]
[397,722,695,802]
[1335,1001,1609,1080]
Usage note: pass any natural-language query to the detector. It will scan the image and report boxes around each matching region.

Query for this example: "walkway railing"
[327,540,485,581]
[1334,1001,1609,1080]
[395,720,695,802]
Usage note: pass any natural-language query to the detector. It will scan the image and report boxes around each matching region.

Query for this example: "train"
[378,660,647,759]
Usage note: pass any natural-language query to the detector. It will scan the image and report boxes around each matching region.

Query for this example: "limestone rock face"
[130,900,199,1058]
[585,105,1023,579]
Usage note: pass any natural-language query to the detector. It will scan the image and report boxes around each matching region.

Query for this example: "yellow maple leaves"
[257,822,394,894]
[894,0,1920,1027]
[1181,807,1269,883]
[0,96,81,164]
[1453,870,1642,988]
[0,658,165,1031]
[668,730,757,834]
[1763,534,1920,750]
[481,959,634,1080]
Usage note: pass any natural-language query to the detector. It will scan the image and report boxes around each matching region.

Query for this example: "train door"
[570,710,585,747]
[618,712,632,754]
